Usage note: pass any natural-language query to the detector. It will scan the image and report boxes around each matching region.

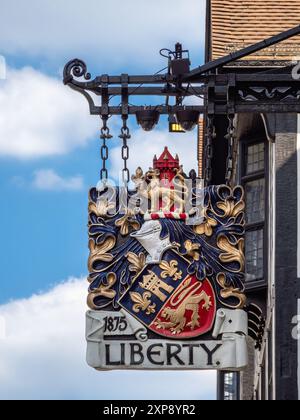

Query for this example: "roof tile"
[210,0,300,61]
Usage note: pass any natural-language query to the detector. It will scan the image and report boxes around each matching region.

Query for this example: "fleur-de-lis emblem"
[159,260,182,281]
[130,291,156,315]
[127,252,146,274]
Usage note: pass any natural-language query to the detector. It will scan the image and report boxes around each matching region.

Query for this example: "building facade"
[203,0,300,400]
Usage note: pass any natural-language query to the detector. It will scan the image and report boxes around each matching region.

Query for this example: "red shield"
[150,276,216,339]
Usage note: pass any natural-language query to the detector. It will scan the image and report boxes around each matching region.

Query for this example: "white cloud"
[32,169,84,191]
[110,128,199,182]
[0,278,216,400]
[0,0,206,69]
[0,67,202,162]
[0,67,97,158]
[0,316,5,340]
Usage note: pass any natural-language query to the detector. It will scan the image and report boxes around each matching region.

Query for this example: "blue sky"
[0,0,216,400]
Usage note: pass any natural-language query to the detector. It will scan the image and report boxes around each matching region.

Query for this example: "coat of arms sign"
[86,148,248,371]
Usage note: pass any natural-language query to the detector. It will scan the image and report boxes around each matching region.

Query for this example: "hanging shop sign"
[86,147,248,371]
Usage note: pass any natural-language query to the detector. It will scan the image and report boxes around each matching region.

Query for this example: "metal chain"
[99,117,112,183]
[225,114,235,186]
[119,117,131,185]
[204,115,215,185]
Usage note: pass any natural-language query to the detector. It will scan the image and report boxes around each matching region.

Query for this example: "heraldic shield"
[86,147,248,370]
[119,249,216,338]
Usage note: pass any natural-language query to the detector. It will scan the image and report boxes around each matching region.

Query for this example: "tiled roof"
[209,0,300,61]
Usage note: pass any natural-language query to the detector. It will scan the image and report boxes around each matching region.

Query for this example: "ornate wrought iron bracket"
[63,57,204,116]
[63,25,300,118]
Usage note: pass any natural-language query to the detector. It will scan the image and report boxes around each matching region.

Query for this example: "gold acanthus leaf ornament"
[127,252,146,273]
[217,273,246,309]
[216,199,245,218]
[88,198,115,218]
[194,213,218,237]
[184,240,200,261]
[87,272,117,310]
[217,235,245,272]
[88,236,116,272]
[115,209,140,236]
[194,191,245,238]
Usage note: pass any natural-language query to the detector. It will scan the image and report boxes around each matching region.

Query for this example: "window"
[245,229,264,280]
[245,179,265,224]
[218,372,240,400]
[240,139,267,287]
[246,143,265,174]
[224,373,239,400]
